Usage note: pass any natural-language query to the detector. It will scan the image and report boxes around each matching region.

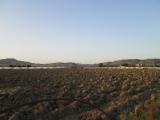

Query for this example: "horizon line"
[1,57,160,65]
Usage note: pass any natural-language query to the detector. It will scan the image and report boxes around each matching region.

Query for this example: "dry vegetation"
[0,68,159,120]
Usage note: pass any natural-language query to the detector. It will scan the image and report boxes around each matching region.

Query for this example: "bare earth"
[0,68,159,120]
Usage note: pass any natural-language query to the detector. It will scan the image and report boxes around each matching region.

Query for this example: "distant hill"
[0,58,32,67]
[0,58,95,67]
[102,59,160,67]
[33,62,96,68]
[1,58,160,67]
[34,62,80,68]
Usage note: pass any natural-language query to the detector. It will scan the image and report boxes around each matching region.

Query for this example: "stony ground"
[0,68,159,120]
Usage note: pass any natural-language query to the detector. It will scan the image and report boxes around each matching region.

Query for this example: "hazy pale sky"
[0,0,160,63]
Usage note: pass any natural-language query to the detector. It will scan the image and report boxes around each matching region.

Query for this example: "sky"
[0,0,160,63]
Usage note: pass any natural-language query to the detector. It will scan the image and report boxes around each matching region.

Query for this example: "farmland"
[0,68,160,120]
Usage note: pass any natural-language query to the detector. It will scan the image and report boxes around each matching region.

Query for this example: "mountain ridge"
[0,58,160,67]
[103,58,160,67]
[0,58,95,67]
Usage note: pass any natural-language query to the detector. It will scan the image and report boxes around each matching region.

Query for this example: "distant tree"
[27,65,31,67]
[9,65,16,67]
[130,64,136,67]
[9,65,13,67]
[155,64,160,67]
[121,63,129,67]
[99,63,104,67]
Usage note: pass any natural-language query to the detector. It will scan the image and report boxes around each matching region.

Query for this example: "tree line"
[9,65,32,67]
[98,63,160,67]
